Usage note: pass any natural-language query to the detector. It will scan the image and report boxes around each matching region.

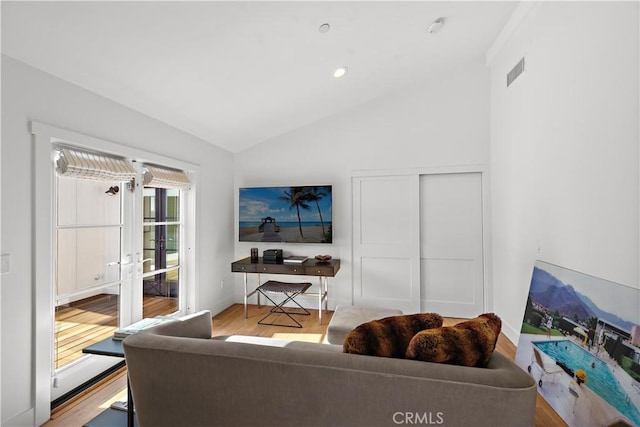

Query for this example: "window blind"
[143,164,190,189]
[56,148,136,182]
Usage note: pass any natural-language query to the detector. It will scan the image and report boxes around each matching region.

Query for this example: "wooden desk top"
[232,257,340,277]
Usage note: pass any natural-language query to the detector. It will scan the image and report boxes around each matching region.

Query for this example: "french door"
[33,122,196,425]
[54,177,130,373]
[50,159,189,410]
[55,178,189,358]
[51,163,136,403]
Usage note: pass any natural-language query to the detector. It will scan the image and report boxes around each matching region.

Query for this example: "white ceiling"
[2,1,517,153]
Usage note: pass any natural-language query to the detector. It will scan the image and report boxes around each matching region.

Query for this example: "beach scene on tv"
[515,261,640,426]
[239,186,332,244]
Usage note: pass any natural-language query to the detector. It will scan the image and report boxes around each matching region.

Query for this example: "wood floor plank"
[45,304,565,427]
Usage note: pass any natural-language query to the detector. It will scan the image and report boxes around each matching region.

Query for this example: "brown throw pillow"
[405,313,502,367]
[343,313,443,358]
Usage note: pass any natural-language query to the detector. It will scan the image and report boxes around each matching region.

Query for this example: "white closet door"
[420,172,484,317]
[353,175,421,313]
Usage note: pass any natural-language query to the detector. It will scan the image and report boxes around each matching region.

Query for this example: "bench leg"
[258,290,310,328]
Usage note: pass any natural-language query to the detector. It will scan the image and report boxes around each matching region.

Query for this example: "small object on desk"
[315,254,332,262]
[113,316,174,340]
[262,249,283,264]
[111,400,134,412]
[250,247,258,263]
[283,255,308,264]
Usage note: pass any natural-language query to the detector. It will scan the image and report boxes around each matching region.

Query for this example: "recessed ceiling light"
[427,18,445,34]
[333,66,348,79]
[319,23,331,33]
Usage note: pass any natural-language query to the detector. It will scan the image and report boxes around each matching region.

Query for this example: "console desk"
[231,257,340,325]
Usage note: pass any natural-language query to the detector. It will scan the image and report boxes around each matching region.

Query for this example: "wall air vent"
[507,57,525,87]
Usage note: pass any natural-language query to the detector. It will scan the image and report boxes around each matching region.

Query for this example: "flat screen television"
[239,185,332,243]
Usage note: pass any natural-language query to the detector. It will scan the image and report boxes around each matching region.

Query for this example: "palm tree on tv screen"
[279,187,310,238]
[304,186,328,236]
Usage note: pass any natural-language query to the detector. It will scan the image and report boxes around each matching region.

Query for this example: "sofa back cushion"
[343,313,443,358]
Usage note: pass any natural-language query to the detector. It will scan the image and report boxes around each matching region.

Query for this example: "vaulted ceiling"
[2,1,517,152]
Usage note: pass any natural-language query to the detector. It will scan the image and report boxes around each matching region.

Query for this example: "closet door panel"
[420,172,484,317]
[353,175,420,313]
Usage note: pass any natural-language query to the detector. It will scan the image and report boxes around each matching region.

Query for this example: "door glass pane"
[143,188,180,222]
[54,285,119,370]
[54,178,122,370]
[143,187,181,318]
[142,225,180,273]
[143,188,156,223]
[143,225,156,273]
[143,270,180,300]
[57,228,121,291]
[166,189,180,221]
[166,225,180,267]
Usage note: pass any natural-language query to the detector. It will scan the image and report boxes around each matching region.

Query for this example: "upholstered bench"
[325,305,403,345]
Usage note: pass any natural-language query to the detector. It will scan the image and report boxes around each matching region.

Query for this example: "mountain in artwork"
[529,266,634,330]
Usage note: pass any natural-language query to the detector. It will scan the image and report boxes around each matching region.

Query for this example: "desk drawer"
[305,265,336,276]
[256,264,301,274]
[231,263,257,273]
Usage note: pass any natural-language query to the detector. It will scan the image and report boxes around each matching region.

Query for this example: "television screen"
[239,185,332,243]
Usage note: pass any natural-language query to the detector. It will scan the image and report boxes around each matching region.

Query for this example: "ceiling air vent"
[507,57,525,87]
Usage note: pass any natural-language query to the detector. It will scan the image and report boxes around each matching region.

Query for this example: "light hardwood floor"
[45,304,566,426]
[54,294,178,369]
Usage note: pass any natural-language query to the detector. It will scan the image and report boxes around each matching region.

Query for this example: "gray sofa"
[123,310,537,427]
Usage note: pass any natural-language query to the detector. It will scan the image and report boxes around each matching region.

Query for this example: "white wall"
[0,55,235,425]
[489,2,640,342]
[0,6,3,423]
[234,58,491,310]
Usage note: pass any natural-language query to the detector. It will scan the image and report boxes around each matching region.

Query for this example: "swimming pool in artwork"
[534,340,640,426]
